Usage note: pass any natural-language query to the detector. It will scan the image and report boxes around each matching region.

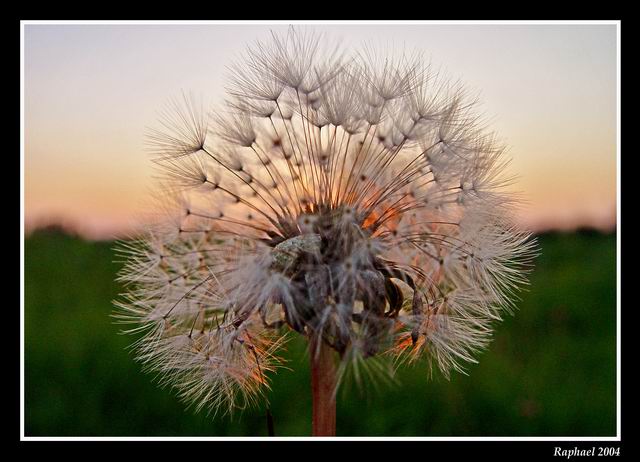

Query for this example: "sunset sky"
[23,22,618,239]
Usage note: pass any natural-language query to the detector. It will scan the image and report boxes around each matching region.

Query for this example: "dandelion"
[114,27,536,436]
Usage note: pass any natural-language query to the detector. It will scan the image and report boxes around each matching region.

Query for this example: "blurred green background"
[24,229,617,436]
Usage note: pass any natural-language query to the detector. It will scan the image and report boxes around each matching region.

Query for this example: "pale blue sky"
[24,23,618,237]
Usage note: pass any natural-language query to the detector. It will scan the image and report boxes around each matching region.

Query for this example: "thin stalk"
[310,335,337,436]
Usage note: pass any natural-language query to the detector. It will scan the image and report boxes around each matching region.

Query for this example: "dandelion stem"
[310,335,337,436]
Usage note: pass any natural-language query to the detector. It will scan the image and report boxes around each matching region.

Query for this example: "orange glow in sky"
[23,23,618,239]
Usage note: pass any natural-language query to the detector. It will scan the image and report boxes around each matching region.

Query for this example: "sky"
[23,22,618,239]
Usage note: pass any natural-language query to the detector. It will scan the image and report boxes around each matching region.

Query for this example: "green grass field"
[24,229,617,436]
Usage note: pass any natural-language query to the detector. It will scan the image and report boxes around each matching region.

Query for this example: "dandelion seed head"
[116,26,536,414]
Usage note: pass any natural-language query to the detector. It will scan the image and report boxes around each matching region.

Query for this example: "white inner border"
[20,19,622,442]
